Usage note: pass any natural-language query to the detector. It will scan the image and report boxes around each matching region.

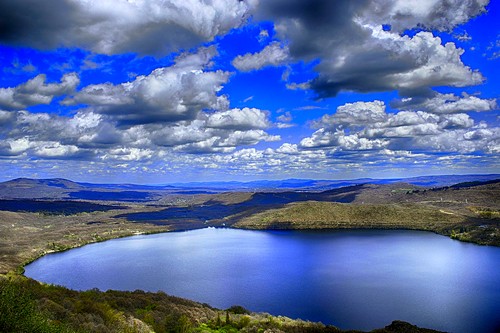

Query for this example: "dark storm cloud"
[256,0,370,60]
[253,0,488,98]
[309,46,418,98]
[0,0,253,55]
[0,0,80,49]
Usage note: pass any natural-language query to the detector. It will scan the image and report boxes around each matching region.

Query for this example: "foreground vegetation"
[0,275,444,333]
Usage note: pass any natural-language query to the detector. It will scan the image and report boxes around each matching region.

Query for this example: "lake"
[24,228,500,333]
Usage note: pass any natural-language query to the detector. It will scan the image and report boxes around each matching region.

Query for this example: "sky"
[0,0,499,184]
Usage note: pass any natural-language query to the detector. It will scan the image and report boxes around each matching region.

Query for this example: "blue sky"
[0,0,498,184]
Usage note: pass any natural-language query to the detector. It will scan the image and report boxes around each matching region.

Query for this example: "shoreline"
[237,225,500,247]
[16,228,170,275]
[15,225,496,333]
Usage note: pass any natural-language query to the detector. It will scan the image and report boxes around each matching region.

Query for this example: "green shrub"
[226,305,250,315]
[0,279,73,333]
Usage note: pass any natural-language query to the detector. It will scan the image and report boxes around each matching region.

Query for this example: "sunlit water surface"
[25,228,500,332]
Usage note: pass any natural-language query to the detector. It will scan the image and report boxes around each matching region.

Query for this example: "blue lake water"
[24,228,500,333]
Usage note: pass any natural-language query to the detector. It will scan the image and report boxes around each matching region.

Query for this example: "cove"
[24,228,500,333]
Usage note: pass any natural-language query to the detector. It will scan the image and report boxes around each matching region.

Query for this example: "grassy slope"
[233,201,499,246]
[235,201,463,227]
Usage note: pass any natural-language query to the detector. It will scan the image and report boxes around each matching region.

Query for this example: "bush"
[226,305,250,315]
[0,279,72,333]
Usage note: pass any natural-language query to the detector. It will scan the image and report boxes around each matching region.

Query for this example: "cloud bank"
[0,0,497,182]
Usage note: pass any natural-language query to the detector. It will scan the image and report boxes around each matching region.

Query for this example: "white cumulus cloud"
[64,47,230,126]
[0,73,79,110]
[206,107,270,130]
[232,41,290,71]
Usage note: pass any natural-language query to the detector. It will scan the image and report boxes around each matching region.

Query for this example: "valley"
[0,175,499,333]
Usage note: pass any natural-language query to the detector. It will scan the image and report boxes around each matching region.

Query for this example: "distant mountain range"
[0,174,499,201]
[168,174,500,190]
